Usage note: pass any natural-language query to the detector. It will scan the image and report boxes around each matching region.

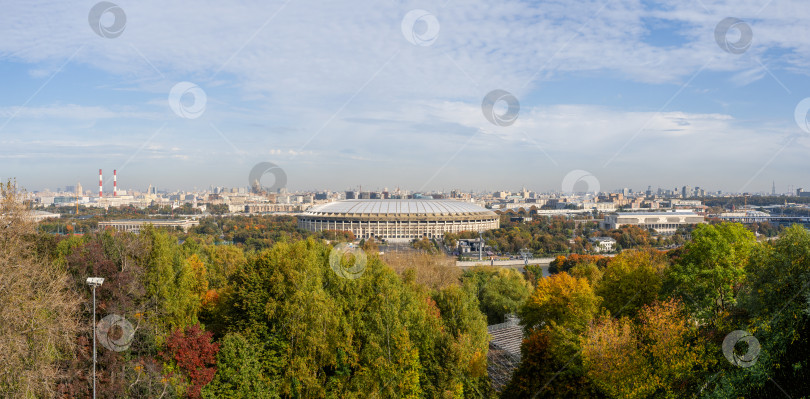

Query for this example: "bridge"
[717,215,810,228]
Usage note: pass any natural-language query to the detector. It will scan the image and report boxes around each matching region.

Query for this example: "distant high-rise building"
[345,191,357,200]
[772,181,776,196]
[682,185,691,199]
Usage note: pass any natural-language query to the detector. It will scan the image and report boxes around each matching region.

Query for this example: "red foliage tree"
[163,324,219,399]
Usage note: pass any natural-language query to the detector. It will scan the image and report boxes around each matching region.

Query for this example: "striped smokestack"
[99,169,103,198]
[114,170,117,197]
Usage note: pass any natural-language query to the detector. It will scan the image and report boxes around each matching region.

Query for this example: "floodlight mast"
[86,277,104,399]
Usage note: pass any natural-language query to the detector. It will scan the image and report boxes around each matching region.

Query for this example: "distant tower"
[772,181,776,196]
[99,169,103,198]
[114,170,118,197]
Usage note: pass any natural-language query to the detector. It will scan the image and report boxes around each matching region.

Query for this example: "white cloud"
[0,105,157,120]
[1,0,809,191]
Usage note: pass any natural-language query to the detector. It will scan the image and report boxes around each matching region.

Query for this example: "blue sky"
[1,0,809,193]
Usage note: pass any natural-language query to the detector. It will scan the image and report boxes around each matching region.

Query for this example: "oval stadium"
[298,199,499,241]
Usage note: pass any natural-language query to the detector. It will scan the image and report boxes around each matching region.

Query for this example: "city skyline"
[2,1,810,192]
[30,172,807,197]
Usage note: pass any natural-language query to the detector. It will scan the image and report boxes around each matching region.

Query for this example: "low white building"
[601,211,705,235]
[98,219,199,233]
[589,236,616,252]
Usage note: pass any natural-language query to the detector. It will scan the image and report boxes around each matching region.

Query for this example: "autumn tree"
[223,239,492,398]
[569,262,603,286]
[548,254,609,275]
[383,251,460,290]
[506,272,601,397]
[0,180,80,398]
[163,324,220,399]
[582,299,711,398]
[582,315,652,398]
[56,231,148,398]
[520,272,600,336]
[596,249,668,318]
[412,237,438,254]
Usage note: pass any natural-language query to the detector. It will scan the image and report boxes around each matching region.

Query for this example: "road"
[456,257,555,277]
[456,253,616,276]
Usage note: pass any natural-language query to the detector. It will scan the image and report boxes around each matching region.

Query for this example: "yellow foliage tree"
[582,299,711,398]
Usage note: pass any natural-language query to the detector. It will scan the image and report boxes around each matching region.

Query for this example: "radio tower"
[98,169,103,198]
[114,170,117,197]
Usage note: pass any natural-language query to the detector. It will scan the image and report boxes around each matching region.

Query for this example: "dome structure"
[298,199,499,241]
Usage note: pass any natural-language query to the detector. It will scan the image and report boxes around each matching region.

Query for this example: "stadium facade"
[298,199,499,241]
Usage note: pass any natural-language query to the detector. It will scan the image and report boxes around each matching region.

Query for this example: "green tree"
[664,222,757,321]
[205,244,247,290]
[142,227,200,338]
[461,267,531,324]
[721,225,810,398]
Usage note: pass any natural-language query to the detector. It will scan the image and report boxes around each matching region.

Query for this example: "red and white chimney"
[99,169,103,198]
[113,170,117,197]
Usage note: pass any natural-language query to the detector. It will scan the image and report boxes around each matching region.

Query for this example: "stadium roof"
[303,199,495,216]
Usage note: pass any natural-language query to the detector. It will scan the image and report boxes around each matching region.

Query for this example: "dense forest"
[3,181,810,398]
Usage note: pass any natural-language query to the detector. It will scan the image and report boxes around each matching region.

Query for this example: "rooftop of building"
[302,199,496,216]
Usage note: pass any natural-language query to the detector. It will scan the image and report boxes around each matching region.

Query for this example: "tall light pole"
[86,277,104,399]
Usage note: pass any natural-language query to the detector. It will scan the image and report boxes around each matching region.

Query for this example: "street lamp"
[86,277,104,399]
